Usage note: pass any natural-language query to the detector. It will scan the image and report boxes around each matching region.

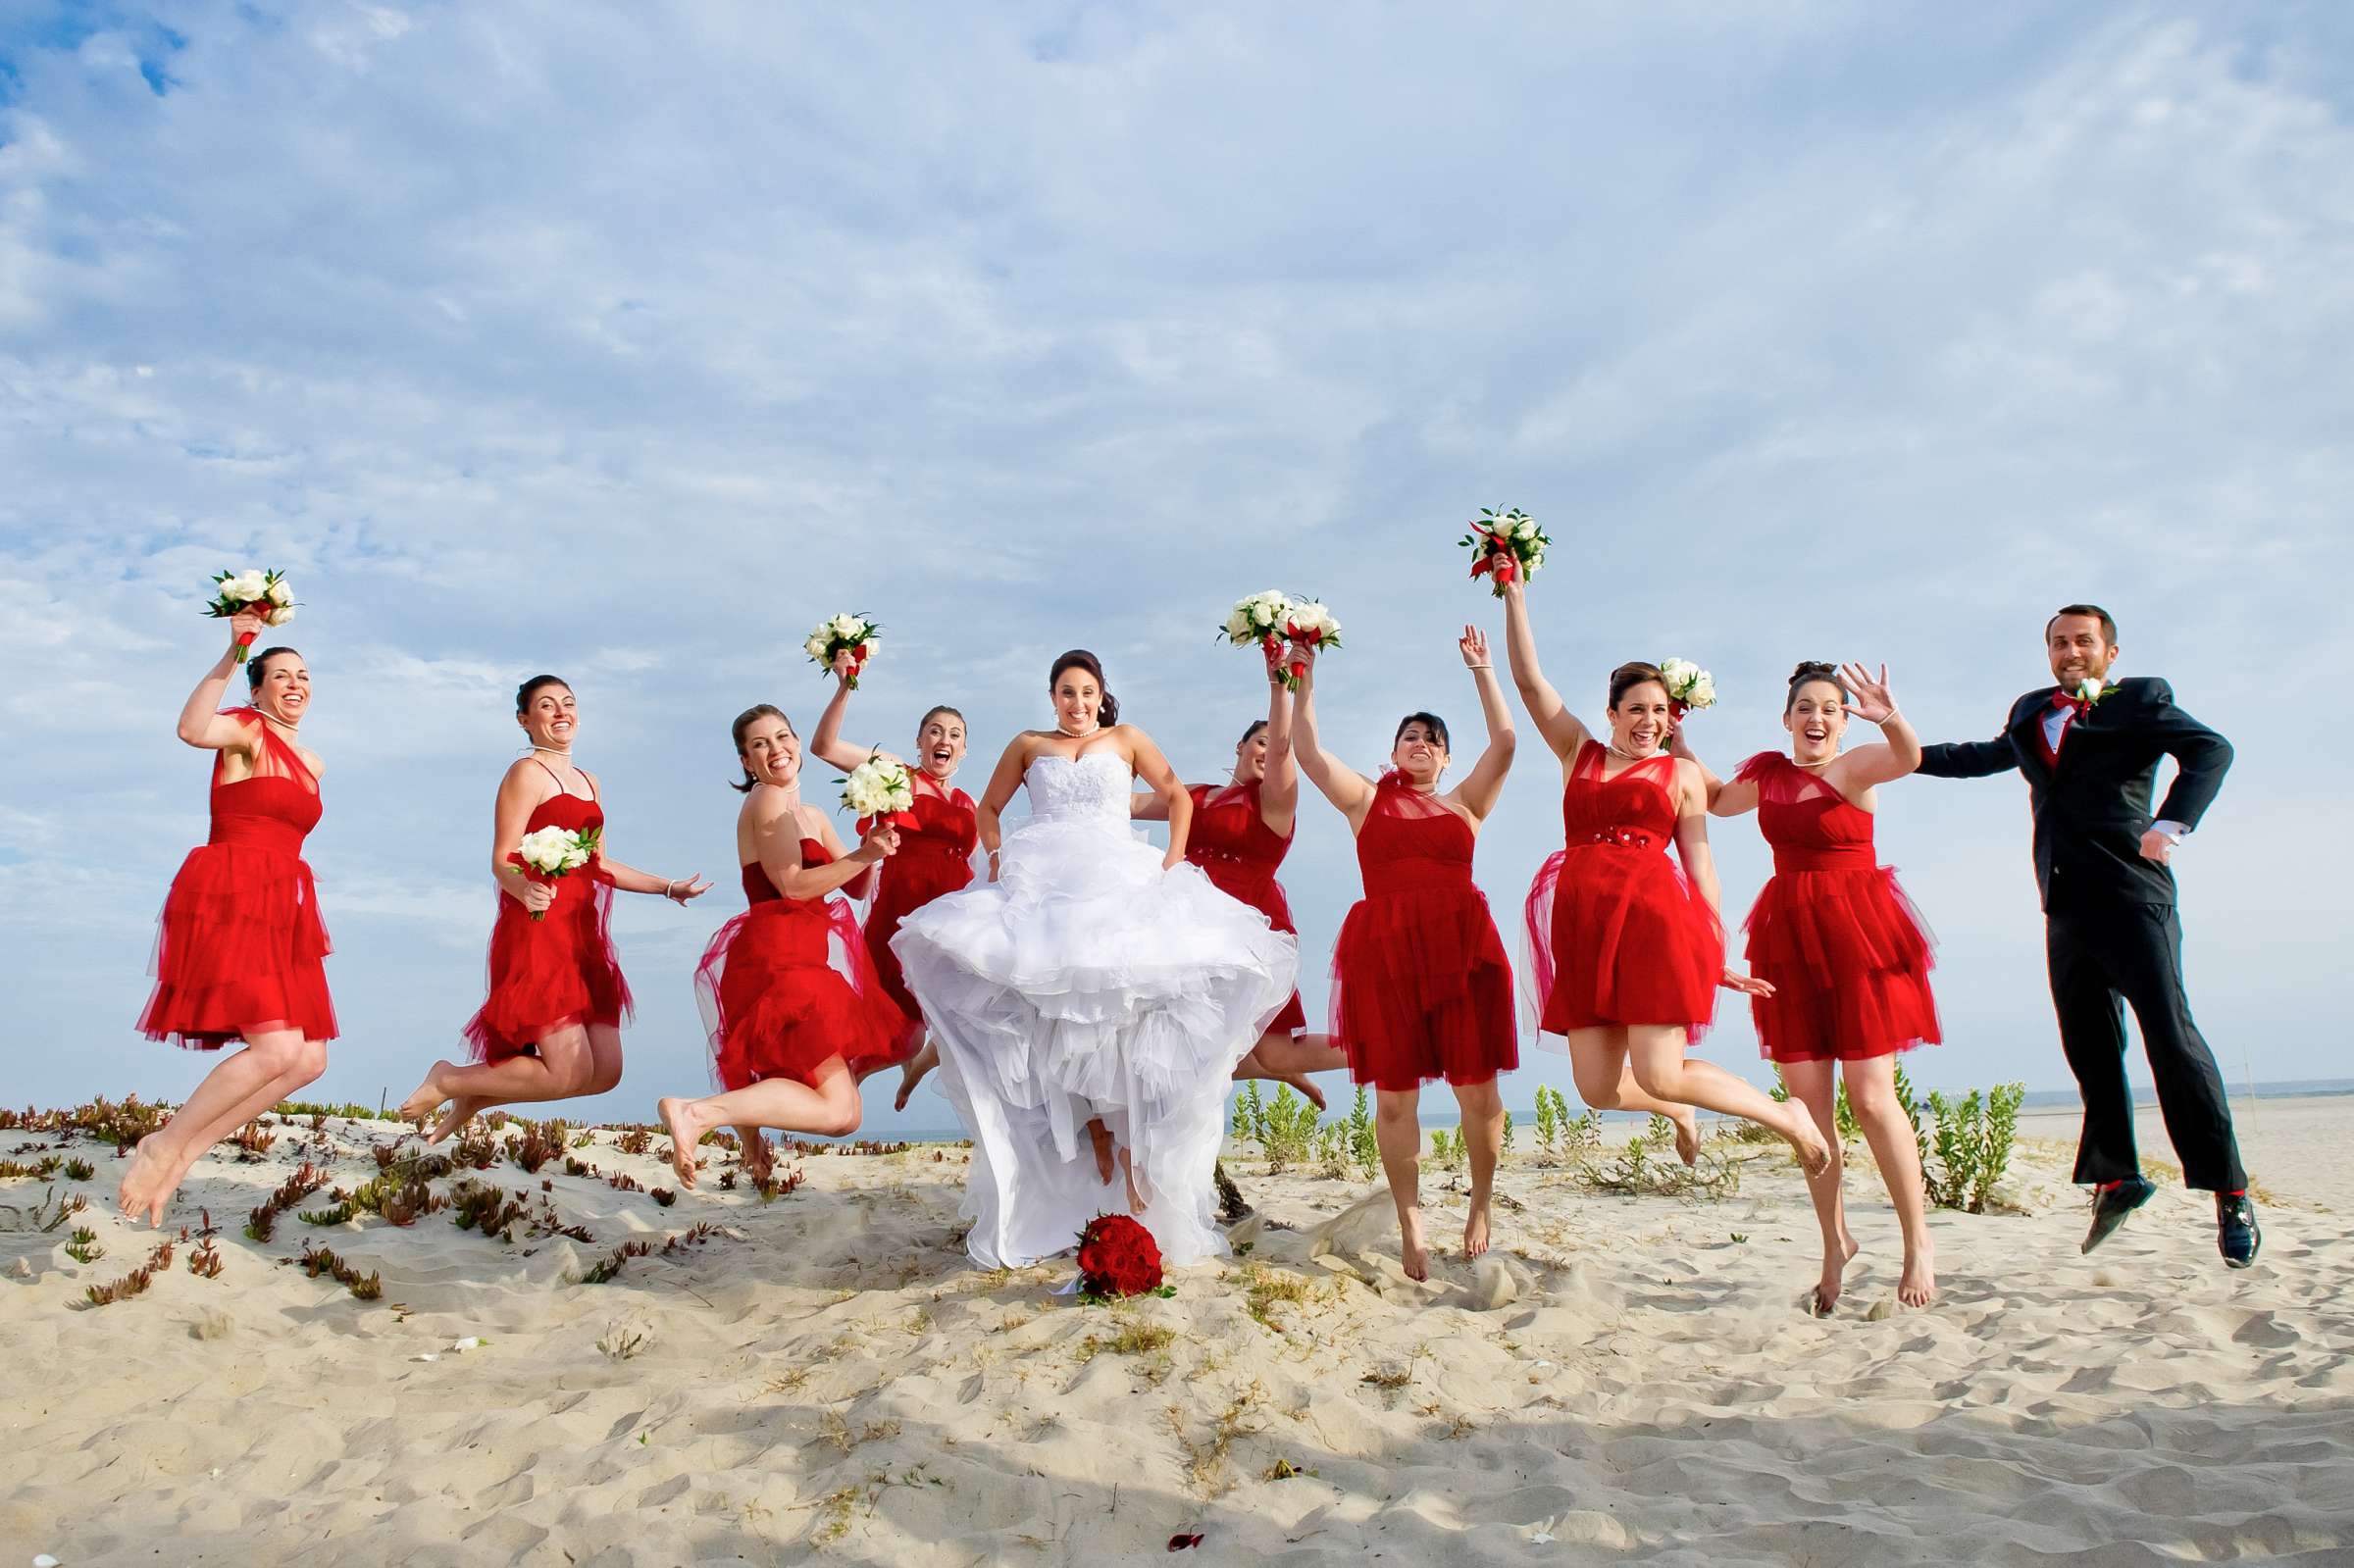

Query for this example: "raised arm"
[1257,647,1300,835]
[1287,640,1376,822]
[176,611,269,753]
[809,654,893,772]
[1125,727,1194,870]
[1915,696,2022,780]
[1821,662,1921,794]
[973,733,1033,883]
[1498,579,1589,761]
[1448,625,1517,822]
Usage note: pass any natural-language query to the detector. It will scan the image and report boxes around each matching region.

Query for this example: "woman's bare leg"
[1564,1027,1700,1163]
[1843,1055,1937,1307]
[1372,1087,1430,1281]
[656,1062,860,1189]
[119,1027,327,1226]
[1233,1031,1349,1112]
[1624,1026,1830,1175]
[1454,1077,1505,1260]
[1782,1057,1857,1313]
[893,1039,939,1112]
[398,1023,598,1139]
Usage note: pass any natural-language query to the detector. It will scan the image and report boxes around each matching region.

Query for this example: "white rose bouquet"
[505,824,602,922]
[1658,657,1717,725]
[1460,507,1549,597]
[805,612,882,689]
[1218,590,1295,661]
[839,751,917,835]
[204,569,297,662]
[1275,598,1342,690]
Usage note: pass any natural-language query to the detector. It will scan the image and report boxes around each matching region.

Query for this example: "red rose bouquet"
[1075,1213,1168,1300]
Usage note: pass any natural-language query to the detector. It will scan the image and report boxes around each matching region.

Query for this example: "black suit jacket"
[1916,676,2231,910]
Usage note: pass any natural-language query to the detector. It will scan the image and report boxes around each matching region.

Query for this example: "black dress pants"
[2044,890,2246,1192]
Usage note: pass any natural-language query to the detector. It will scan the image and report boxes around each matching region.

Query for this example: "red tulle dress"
[1187,780,1306,1037]
[1525,742,1721,1037]
[1736,751,1941,1063]
[695,843,913,1091]
[137,709,336,1048]
[1329,775,1516,1090]
[462,766,634,1062]
[861,779,977,1048]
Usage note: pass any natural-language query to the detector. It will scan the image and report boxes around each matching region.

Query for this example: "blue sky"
[4,2,2348,1132]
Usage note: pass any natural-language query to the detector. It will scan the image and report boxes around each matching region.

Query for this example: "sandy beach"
[4,1094,2350,1565]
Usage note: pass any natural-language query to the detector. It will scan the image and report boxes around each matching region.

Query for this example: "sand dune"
[3,1096,2349,1564]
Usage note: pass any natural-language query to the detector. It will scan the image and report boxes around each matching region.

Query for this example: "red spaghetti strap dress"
[1524,742,1721,1037]
[1736,751,1940,1063]
[695,843,912,1090]
[1328,775,1515,1089]
[462,764,634,1061]
[137,708,336,1047]
[1187,779,1306,1036]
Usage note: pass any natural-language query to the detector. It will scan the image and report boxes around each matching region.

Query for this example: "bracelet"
[662,879,681,900]
[1466,663,1492,670]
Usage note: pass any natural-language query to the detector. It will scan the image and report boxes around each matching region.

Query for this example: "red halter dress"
[1186,779,1306,1037]
[462,762,634,1062]
[1524,742,1721,1037]
[1328,775,1515,1090]
[137,709,336,1047]
[1736,751,1940,1063]
[695,842,912,1090]
[860,777,977,1049]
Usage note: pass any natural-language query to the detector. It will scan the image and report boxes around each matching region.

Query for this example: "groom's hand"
[2138,827,2175,865]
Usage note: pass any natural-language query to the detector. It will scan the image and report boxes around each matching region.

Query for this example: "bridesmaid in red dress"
[120,617,336,1225]
[399,676,710,1139]
[657,704,910,1186]
[1133,642,1350,1106]
[1497,578,1830,1181]
[1693,660,1940,1311]
[1294,628,1516,1282]
[806,652,977,1112]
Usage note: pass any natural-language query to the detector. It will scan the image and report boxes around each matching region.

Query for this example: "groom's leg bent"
[2111,904,2246,1193]
[2047,904,2137,1185]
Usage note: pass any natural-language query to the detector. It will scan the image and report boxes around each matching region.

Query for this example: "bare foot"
[1399,1207,1430,1283]
[1783,1101,1832,1178]
[1462,1199,1492,1260]
[116,1134,177,1227]
[893,1042,938,1113]
[1670,1108,1701,1167]
[736,1125,773,1184]
[426,1095,486,1144]
[1898,1237,1937,1308]
[1087,1119,1116,1185]
[395,1064,452,1125]
[1277,1071,1328,1113]
[655,1098,704,1189]
[1121,1148,1146,1214]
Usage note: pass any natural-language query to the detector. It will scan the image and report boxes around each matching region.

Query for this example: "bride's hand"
[1161,845,1183,873]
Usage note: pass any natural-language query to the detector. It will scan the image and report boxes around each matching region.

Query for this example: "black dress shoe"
[2080,1174,2157,1254]
[2218,1194,2261,1269]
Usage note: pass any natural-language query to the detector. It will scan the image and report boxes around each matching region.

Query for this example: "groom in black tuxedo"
[1918,605,2257,1266]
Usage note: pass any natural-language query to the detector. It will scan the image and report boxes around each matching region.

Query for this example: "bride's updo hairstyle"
[1049,650,1119,727]
[1784,660,1848,714]
[730,703,790,793]
[1608,661,1667,710]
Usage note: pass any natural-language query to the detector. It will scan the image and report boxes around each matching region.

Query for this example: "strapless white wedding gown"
[892,751,1299,1268]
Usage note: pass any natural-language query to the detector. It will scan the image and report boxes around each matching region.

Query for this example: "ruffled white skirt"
[892,814,1298,1268]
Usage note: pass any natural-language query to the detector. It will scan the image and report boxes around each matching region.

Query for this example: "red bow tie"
[2051,690,2092,719]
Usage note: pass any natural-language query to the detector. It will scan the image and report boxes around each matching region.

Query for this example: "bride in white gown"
[892,649,1299,1268]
